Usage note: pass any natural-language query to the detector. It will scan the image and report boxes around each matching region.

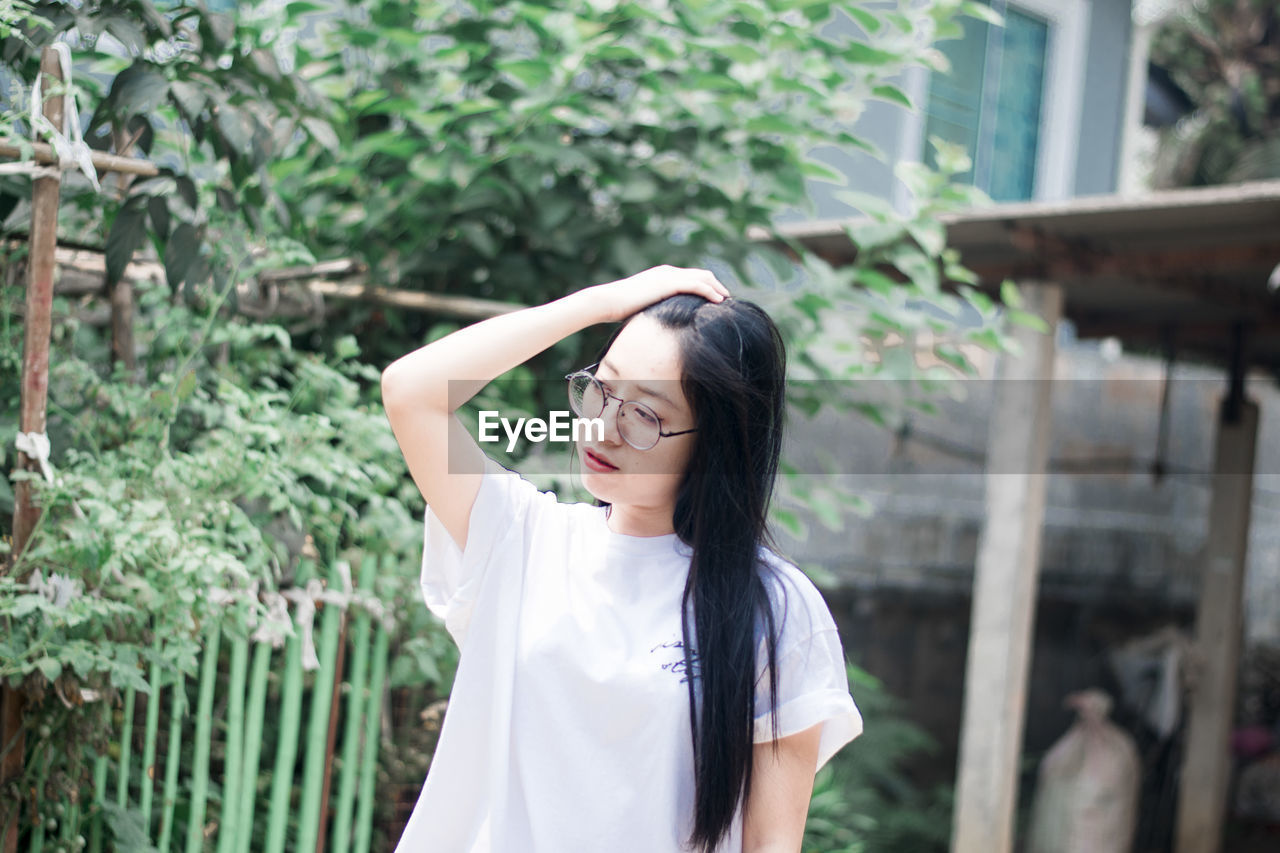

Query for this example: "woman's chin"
[579,470,617,503]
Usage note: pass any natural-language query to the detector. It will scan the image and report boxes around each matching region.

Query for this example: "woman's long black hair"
[593,293,788,852]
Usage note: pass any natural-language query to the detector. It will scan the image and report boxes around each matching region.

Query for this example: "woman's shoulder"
[483,456,592,516]
[755,546,840,645]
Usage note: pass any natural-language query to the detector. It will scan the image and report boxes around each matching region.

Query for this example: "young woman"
[381,265,861,852]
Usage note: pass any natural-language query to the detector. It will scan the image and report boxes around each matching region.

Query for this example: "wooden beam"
[2,46,65,853]
[1174,397,1257,853]
[6,250,525,323]
[0,139,159,177]
[965,233,1280,285]
[258,258,364,282]
[1071,317,1280,341]
[951,282,1062,853]
[283,279,525,321]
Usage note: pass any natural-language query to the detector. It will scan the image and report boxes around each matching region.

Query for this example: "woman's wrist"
[554,283,617,326]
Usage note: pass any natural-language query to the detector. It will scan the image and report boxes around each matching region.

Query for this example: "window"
[923,1,1049,202]
[902,0,1088,205]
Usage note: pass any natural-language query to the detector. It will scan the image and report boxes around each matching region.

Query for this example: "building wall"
[1075,0,1134,196]
[808,0,1135,216]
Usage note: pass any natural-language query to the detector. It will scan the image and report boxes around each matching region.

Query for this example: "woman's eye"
[634,408,659,426]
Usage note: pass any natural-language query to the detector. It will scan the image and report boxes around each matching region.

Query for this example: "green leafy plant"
[1150,0,1280,185]
[0,262,441,844]
[804,663,952,853]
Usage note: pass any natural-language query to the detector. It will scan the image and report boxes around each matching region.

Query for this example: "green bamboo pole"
[156,674,186,852]
[26,739,50,853]
[352,622,389,853]
[215,628,249,853]
[296,562,345,853]
[234,642,272,853]
[265,559,314,853]
[87,754,106,853]
[139,633,164,835]
[115,685,135,809]
[61,797,79,849]
[55,793,77,847]
[184,622,222,853]
[330,557,377,853]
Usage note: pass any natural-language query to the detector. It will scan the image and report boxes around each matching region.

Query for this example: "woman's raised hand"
[587,265,731,323]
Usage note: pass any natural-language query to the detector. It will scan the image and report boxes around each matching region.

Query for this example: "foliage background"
[1150,0,1280,186]
[1,0,1030,848]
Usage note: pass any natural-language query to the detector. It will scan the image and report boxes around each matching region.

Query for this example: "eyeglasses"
[564,362,697,451]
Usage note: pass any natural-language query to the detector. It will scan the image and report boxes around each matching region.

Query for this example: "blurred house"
[771,2,1280,852]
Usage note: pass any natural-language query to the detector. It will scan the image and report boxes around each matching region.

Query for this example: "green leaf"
[168,80,206,118]
[871,84,912,109]
[497,59,550,90]
[1008,309,1050,333]
[1000,280,1023,309]
[834,189,895,219]
[809,494,841,530]
[164,223,201,291]
[101,802,161,853]
[457,222,499,258]
[842,42,901,66]
[36,656,62,682]
[771,508,806,539]
[108,63,169,115]
[176,368,199,402]
[856,268,897,297]
[285,1,328,16]
[147,196,170,243]
[6,595,43,618]
[965,327,1005,351]
[800,158,845,183]
[104,16,147,54]
[846,7,881,33]
[106,200,148,287]
[303,116,339,152]
[845,219,906,252]
[745,114,796,135]
[960,1,1005,27]
[959,284,996,318]
[215,105,255,155]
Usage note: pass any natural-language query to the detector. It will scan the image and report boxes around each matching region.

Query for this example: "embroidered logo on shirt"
[650,639,701,684]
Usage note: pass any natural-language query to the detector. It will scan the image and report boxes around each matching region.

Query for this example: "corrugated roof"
[768,180,1280,373]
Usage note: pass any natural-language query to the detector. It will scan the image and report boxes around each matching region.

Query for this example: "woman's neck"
[605,503,676,537]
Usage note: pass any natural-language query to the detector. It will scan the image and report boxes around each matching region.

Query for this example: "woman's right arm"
[379,266,728,551]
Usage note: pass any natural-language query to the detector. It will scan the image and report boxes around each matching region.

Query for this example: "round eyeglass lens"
[618,402,660,450]
[568,374,604,417]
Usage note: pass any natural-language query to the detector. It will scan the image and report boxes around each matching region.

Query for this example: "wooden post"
[951,282,1063,853]
[109,125,137,372]
[1174,396,1257,853]
[2,45,64,853]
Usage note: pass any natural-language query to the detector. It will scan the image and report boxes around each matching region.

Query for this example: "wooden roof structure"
[774,179,1280,375]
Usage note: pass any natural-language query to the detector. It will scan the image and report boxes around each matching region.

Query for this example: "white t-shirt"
[396,455,862,853]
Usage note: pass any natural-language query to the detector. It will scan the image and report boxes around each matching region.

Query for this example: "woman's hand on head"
[587,265,730,323]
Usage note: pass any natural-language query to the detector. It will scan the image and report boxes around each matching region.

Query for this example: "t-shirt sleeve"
[752,560,863,771]
[419,454,542,646]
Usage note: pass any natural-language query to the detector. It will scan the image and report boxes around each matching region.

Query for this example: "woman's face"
[576,314,697,519]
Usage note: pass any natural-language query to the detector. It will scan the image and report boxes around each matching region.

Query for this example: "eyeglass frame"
[563,362,698,451]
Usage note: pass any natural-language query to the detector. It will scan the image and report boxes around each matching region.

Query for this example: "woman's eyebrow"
[599,358,679,410]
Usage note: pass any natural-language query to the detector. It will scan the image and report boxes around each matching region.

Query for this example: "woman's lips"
[583,448,618,472]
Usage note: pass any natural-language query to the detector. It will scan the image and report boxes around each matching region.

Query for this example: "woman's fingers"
[675,266,729,300]
[593,265,731,321]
